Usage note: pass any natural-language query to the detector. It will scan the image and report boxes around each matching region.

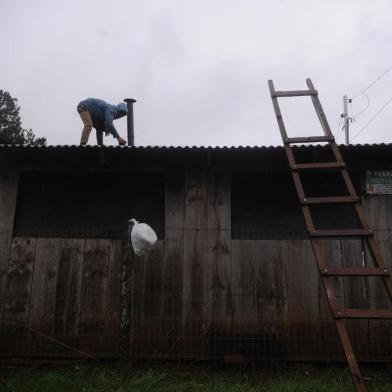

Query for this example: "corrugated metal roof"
[1,143,392,151]
[0,144,275,150]
[2,143,391,172]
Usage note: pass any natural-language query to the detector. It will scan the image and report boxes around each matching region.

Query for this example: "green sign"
[365,170,392,194]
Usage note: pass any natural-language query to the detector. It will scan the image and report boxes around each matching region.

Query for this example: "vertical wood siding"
[0,168,392,362]
[0,170,19,320]
[363,195,392,361]
[0,238,123,358]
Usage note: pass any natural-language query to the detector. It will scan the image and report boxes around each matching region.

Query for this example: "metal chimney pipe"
[123,98,136,146]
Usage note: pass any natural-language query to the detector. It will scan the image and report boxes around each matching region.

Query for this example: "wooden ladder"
[268,78,392,392]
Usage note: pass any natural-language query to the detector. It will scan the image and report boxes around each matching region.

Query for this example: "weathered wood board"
[182,229,209,358]
[29,238,61,332]
[184,168,208,230]
[1,238,36,356]
[104,240,122,357]
[207,168,231,333]
[3,238,36,323]
[182,168,209,358]
[28,238,61,355]
[0,170,19,319]
[79,239,110,355]
[159,170,185,358]
[54,239,85,354]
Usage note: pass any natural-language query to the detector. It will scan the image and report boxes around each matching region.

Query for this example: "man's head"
[114,102,128,119]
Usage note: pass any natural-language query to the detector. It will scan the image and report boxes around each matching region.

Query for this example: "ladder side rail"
[291,170,306,200]
[340,165,360,198]
[330,147,372,232]
[301,205,316,233]
[325,139,367,232]
[353,203,371,231]
[284,145,297,168]
[306,78,335,139]
[335,320,367,391]
[311,238,339,308]
[268,80,289,140]
[330,143,346,165]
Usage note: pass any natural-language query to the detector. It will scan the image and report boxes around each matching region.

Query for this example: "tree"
[0,90,46,145]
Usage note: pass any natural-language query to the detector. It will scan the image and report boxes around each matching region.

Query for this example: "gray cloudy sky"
[1,0,392,146]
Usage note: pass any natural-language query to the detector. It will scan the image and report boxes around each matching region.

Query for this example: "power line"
[351,92,370,120]
[351,95,392,141]
[351,66,392,100]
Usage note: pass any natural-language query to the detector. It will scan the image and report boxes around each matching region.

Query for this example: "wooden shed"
[0,143,391,363]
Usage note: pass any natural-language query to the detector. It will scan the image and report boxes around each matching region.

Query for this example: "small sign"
[365,170,392,194]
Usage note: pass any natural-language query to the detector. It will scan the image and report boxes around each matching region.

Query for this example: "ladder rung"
[271,89,318,98]
[292,162,345,170]
[334,309,392,319]
[301,196,359,205]
[284,135,333,144]
[321,267,390,276]
[310,229,373,238]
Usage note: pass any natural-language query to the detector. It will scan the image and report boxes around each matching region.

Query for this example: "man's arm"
[104,108,120,138]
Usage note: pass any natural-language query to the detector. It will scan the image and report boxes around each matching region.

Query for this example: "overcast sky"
[1,0,392,147]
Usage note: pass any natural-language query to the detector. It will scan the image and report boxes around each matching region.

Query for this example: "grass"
[1,363,392,392]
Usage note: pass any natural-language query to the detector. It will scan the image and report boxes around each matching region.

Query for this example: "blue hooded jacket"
[79,98,128,138]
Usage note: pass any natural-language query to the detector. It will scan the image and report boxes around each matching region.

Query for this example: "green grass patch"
[1,364,391,392]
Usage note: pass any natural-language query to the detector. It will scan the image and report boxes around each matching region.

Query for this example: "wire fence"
[1,233,391,369]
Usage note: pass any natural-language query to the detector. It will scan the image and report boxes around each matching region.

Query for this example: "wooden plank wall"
[161,171,185,357]
[362,195,392,361]
[129,166,232,360]
[0,238,122,359]
[128,172,184,360]
[182,166,232,359]
[1,167,392,363]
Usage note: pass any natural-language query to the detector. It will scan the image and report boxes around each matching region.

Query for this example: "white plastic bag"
[129,218,157,256]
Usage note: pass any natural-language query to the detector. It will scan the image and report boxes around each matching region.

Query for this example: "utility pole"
[342,95,350,145]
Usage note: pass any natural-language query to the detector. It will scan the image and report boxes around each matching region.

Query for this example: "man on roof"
[77,98,127,146]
